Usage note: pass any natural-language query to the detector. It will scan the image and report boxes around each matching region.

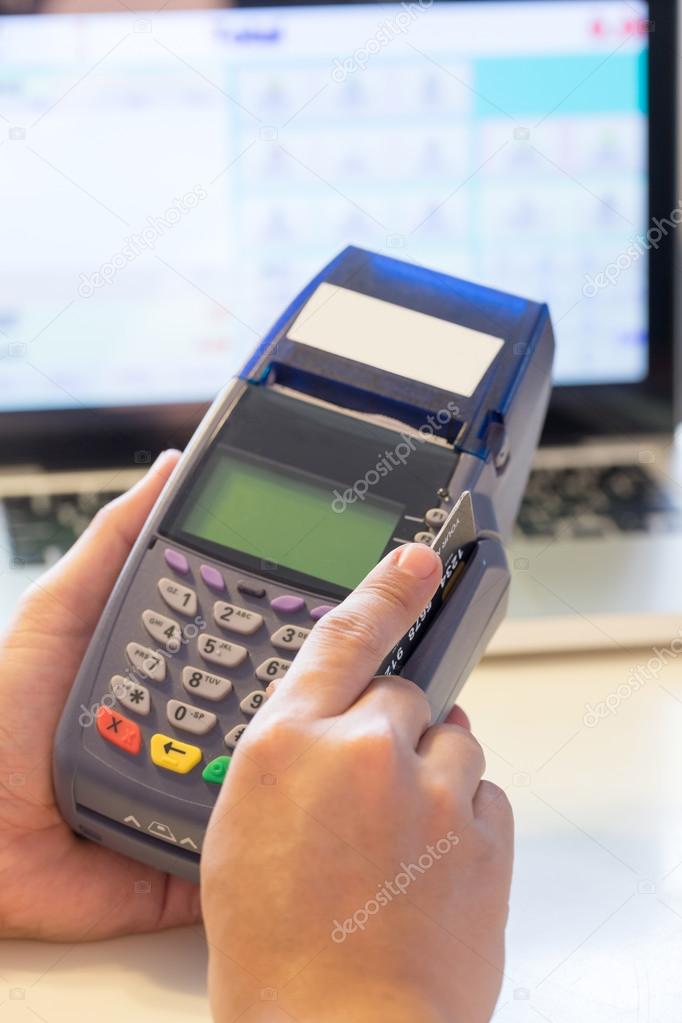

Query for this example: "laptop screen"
[0,0,649,412]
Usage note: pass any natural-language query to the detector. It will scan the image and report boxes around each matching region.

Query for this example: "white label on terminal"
[287,282,504,398]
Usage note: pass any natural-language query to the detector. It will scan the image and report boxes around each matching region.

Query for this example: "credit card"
[379,490,477,677]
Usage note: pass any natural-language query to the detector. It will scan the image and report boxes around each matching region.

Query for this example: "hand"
[0,451,201,941]
[202,542,513,1023]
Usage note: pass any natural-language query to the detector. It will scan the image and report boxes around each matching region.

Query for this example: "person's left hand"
[0,450,201,941]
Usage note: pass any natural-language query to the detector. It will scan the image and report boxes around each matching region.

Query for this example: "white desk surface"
[2,645,682,1022]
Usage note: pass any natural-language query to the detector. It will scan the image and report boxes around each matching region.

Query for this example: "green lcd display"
[177,449,404,591]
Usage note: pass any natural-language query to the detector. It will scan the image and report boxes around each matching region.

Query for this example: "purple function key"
[310,604,334,620]
[200,564,225,591]
[164,548,190,575]
[270,594,305,614]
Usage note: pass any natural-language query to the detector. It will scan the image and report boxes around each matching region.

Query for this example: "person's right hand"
[201,542,513,1023]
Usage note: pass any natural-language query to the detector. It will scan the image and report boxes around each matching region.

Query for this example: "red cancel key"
[96,705,142,755]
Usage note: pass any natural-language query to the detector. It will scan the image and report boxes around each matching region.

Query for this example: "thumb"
[21,450,181,637]
[274,541,442,717]
[444,704,471,730]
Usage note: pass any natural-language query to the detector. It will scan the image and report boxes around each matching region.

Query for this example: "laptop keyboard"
[517,463,679,539]
[2,462,679,566]
[4,491,123,566]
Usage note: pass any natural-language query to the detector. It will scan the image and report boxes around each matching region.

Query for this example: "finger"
[417,723,486,803]
[473,779,514,833]
[269,542,442,717]
[26,450,181,635]
[473,782,515,871]
[345,675,432,748]
[444,704,471,731]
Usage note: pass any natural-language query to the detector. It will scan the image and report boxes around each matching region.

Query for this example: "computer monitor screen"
[0,0,649,412]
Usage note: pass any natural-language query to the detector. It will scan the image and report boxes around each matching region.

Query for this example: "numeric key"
[158,577,197,616]
[255,656,291,683]
[240,691,267,717]
[182,666,232,701]
[142,609,182,650]
[198,632,247,668]
[167,699,216,736]
[213,601,263,636]
[126,642,166,682]
[271,624,310,652]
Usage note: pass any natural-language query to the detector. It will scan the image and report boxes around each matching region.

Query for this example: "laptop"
[0,0,677,653]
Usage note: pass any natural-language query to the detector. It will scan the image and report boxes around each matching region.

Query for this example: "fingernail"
[157,448,181,463]
[150,449,181,471]
[396,543,440,579]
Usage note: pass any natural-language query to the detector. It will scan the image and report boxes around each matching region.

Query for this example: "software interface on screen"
[0,1,648,411]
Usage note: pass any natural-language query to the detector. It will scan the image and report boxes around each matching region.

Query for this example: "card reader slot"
[404,538,510,718]
[75,802,201,864]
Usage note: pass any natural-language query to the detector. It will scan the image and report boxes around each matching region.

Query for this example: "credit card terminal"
[54,247,554,880]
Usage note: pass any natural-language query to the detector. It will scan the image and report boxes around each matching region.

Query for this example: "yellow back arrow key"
[150,733,202,774]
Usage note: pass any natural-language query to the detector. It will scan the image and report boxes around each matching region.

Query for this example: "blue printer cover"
[240,246,551,462]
